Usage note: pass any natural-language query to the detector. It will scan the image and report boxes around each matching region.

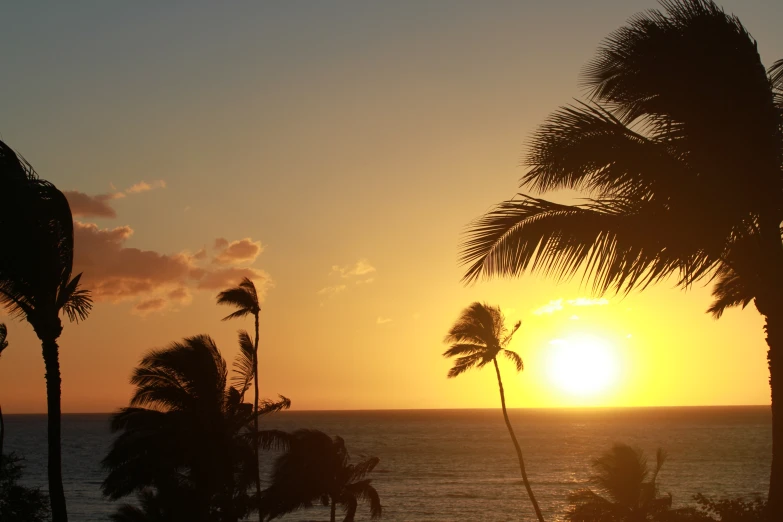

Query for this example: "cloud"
[65,179,166,219]
[65,191,123,218]
[317,285,347,297]
[74,221,268,314]
[532,297,610,316]
[376,317,392,325]
[133,298,167,315]
[567,297,609,307]
[331,259,376,279]
[533,299,564,315]
[126,180,166,194]
[196,267,269,291]
[213,237,263,265]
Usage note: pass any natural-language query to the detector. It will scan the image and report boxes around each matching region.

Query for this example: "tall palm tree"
[102,334,290,522]
[0,141,92,522]
[459,1,783,515]
[566,444,680,522]
[443,302,544,522]
[217,277,263,518]
[258,429,382,522]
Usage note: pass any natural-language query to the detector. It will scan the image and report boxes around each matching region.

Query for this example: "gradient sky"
[1,0,782,413]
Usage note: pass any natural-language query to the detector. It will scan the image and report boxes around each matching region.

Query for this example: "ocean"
[2,407,772,521]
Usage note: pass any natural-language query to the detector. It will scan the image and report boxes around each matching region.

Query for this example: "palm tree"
[102,334,290,522]
[217,277,263,519]
[0,323,7,458]
[0,140,92,522]
[443,302,544,522]
[566,444,680,522]
[258,429,382,522]
[459,1,783,515]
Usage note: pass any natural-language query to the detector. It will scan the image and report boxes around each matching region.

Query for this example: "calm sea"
[3,407,771,521]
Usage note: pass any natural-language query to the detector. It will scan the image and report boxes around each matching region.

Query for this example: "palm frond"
[503,349,524,372]
[441,342,486,358]
[59,273,93,323]
[216,278,260,321]
[231,330,254,397]
[461,195,722,294]
[443,302,505,349]
[257,429,293,451]
[523,102,685,199]
[446,353,482,378]
[706,263,754,318]
[349,456,380,482]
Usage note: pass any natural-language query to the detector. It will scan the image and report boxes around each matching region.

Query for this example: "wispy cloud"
[126,180,166,194]
[568,297,609,307]
[533,297,610,315]
[331,259,376,279]
[376,317,392,325]
[533,299,564,315]
[317,285,347,298]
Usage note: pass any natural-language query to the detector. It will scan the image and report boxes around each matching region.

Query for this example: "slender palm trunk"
[330,498,337,522]
[253,312,261,522]
[492,358,544,522]
[42,338,67,522]
[766,312,783,521]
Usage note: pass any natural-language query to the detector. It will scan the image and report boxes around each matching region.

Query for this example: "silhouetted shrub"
[0,453,50,522]
[693,494,768,522]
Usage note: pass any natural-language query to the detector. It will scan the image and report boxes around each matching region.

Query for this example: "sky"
[0,0,782,413]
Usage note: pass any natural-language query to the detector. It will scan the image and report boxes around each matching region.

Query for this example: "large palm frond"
[462,196,722,293]
[216,278,259,321]
[231,330,254,398]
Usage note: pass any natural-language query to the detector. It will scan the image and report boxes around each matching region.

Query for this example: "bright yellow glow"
[546,335,620,397]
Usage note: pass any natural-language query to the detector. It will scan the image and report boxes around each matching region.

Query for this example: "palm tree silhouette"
[217,277,264,519]
[102,334,289,522]
[258,429,382,522]
[0,141,92,522]
[443,302,544,522]
[459,0,783,514]
[565,444,690,522]
[0,324,7,458]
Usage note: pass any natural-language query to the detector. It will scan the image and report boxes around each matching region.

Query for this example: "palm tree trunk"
[492,358,544,522]
[42,337,68,522]
[766,312,783,521]
[330,498,337,522]
[253,312,262,522]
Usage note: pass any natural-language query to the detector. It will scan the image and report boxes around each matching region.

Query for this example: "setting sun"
[546,335,620,397]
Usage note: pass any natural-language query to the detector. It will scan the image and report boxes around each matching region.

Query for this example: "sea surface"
[3,407,771,521]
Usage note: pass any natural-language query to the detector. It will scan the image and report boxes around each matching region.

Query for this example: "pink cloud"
[196,267,269,291]
[74,222,194,301]
[65,191,122,218]
[213,238,263,265]
[73,221,268,314]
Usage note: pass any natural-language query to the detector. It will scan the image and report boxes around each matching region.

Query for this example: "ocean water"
[3,407,771,521]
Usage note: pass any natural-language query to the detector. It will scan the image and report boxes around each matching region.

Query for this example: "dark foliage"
[259,429,381,522]
[0,453,50,522]
[102,335,289,522]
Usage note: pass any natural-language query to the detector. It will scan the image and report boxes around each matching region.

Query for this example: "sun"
[546,334,620,397]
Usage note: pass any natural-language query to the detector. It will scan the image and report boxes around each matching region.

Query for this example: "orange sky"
[0,1,780,412]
